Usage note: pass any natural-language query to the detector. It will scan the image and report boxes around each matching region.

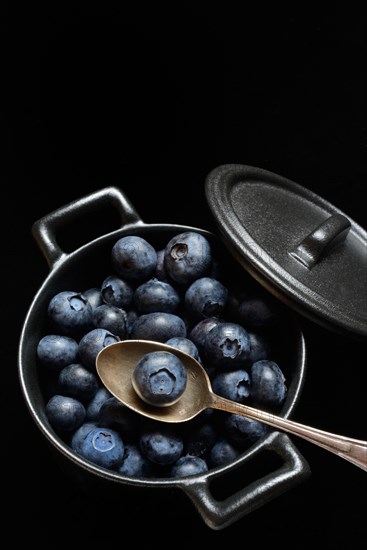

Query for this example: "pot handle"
[181,433,311,530]
[32,186,143,269]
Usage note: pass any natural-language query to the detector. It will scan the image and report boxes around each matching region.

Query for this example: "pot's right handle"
[32,186,143,270]
[181,433,311,530]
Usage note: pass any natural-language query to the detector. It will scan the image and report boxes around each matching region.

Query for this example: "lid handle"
[289,213,351,269]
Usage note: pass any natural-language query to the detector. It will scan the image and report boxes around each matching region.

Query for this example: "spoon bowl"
[96,339,367,472]
[96,339,211,423]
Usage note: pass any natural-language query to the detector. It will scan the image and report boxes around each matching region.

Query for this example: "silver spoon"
[96,339,367,472]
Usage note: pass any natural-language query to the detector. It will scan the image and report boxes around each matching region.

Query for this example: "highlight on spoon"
[96,339,211,423]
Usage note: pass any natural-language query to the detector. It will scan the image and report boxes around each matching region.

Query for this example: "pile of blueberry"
[38,231,288,478]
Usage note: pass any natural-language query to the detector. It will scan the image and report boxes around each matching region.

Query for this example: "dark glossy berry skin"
[47,291,93,336]
[154,249,168,281]
[170,455,208,477]
[124,309,139,336]
[248,332,270,364]
[78,328,120,370]
[118,443,152,477]
[86,387,112,421]
[93,304,127,339]
[224,414,268,449]
[250,360,287,409]
[238,295,278,329]
[111,235,157,282]
[208,438,240,467]
[58,363,99,401]
[165,337,200,362]
[83,287,104,310]
[164,231,212,285]
[101,275,134,309]
[211,369,251,403]
[79,427,125,469]
[139,425,184,465]
[46,394,86,432]
[185,277,228,319]
[98,397,141,439]
[189,317,223,355]
[130,312,187,342]
[184,422,217,458]
[204,322,251,368]
[132,351,187,407]
[133,278,180,314]
[37,334,79,372]
[70,421,98,453]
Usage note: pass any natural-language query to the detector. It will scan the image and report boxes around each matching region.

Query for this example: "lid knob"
[289,213,351,269]
[205,164,367,337]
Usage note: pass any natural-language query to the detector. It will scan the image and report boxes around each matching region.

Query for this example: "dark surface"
[4,7,366,545]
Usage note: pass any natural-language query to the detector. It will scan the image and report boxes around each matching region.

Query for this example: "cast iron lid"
[205,164,367,339]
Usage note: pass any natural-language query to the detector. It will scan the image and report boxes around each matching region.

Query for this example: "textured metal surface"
[18,186,310,530]
[205,164,367,338]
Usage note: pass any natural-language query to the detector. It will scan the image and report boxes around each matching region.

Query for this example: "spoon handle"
[211,394,367,472]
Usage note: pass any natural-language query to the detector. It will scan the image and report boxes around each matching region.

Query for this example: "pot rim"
[18,188,310,529]
[19,221,307,486]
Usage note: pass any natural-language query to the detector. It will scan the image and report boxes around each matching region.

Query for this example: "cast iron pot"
[18,186,310,530]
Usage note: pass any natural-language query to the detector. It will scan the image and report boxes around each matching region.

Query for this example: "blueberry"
[164,231,212,285]
[101,275,134,309]
[204,322,251,368]
[154,249,168,281]
[211,369,251,403]
[238,295,278,329]
[93,304,127,339]
[79,427,125,470]
[78,328,120,371]
[133,278,181,314]
[248,332,271,363]
[185,277,228,319]
[98,397,141,439]
[130,312,187,342]
[184,422,217,458]
[46,394,86,432]
[83,287,104,310]
[58,363,99,401]
[86,387,113,421]
[170,455,208,477]
[111,235,157,282]
[37,334,79,372]
[188,317,223,355]
[125,309,139,337]
[165,337,201,362]
[47,291,93,336]
[132,351,187,407]
[224,414,268,449]
[70,421,98,453]
[208,438,240,467]
[139,425,184,466]
[250,360,287,409]
[118,443,153,477]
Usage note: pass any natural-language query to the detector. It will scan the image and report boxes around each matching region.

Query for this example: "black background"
[4,6,367,545]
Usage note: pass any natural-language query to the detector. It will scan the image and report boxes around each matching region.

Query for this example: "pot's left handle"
[32,186,143,270]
